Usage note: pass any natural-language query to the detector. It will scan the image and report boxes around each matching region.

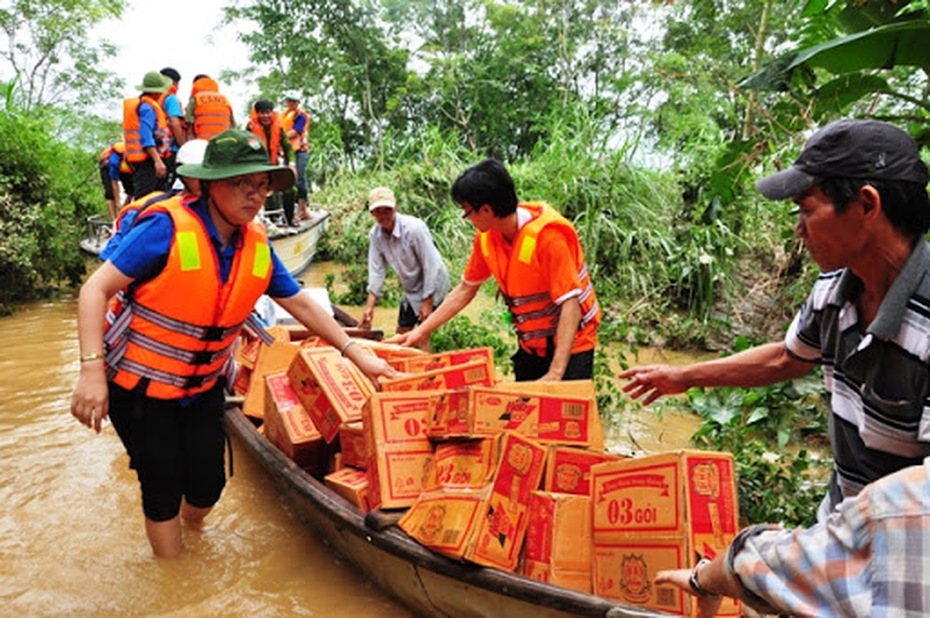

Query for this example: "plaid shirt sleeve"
[727,458,930,617]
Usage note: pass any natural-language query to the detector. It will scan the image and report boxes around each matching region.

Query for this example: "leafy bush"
[0,108,99,310]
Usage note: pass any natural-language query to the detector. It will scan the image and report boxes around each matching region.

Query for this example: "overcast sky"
[90,0,254,117]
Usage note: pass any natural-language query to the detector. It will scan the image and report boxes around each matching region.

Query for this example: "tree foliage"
[0,0,125,110]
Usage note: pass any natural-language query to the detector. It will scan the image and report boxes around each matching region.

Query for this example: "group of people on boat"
[77,80,930,616]
[99,67,312,227]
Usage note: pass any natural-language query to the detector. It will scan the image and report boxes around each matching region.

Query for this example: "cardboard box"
[338,421,367,470]
[464,431,547,571]
[364,391,435,509]
[231,364,251,396]
[242,340,300,420]
[398,487,489,560]
[521,492,592,593]
[422,438,500,492]
[590,450,740,616]
[380,359,495,392]
[428,386,594,446]
[324,467,370,511]
[287,347,374,443]
[263,372,327,475]
[494,380,605,450]
[390,347,495,375]
[356,339,427,361]
[543,446,624,495]
[234,335,262,370]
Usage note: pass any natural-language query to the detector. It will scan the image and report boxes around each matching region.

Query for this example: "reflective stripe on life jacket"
[123,96,169,163]
[478,202,600,355]
[192,91,233,140]
[281,108,309,152]
[104,197,273,399]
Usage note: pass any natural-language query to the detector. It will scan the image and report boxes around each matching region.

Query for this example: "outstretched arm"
[387,280,479,348]
[620,341,813,405]
[275,291,398,383]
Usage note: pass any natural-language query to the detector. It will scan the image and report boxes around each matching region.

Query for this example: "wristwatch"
[689,558,721,599]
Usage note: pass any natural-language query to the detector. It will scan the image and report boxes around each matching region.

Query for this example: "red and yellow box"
[422,438,500,492]
[389,346,495,376]
[324,467,370,511]
[493,380,604,450]
[242,339,300,420]
[364,391,435,510]
[287,347,373,443]
[590,450,740,616]
[398,487,489,560]
[464,431,547,571]
[521,492,592,593]
[263,371,326,475]
[543,446,624,495]
[428,386,594,446]
[338,421,367,470]
[380,359,495,392]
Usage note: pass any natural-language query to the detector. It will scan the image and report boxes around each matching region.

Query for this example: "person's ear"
[859,185,880,216]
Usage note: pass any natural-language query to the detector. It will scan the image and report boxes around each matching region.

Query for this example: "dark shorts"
[511,345,595,382]
[108,380,227,522]
[100,163,115,200]
[397,298,419,329]
[130,158,169,199]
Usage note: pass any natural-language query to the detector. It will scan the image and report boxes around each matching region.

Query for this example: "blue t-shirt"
[162,93,183,153]
[107,150,122,181]
[138,100,157,149]
[105,197,301,298]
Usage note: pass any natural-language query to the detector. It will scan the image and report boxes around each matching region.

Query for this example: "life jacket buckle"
[203,326,225,341]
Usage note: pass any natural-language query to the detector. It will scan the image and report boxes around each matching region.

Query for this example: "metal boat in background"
[80,206,329,277]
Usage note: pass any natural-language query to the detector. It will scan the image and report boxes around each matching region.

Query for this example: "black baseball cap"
[756,118,929,200]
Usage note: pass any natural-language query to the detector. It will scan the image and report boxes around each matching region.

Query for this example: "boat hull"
[225,407,672,618]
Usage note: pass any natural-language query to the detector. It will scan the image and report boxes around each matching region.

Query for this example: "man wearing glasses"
[391,158,601,382]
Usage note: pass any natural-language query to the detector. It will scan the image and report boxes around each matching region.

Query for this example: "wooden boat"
[225,406,672,618]
[80,207,329,277]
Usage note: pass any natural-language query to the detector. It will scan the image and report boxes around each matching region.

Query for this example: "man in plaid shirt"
[654,457,930,616]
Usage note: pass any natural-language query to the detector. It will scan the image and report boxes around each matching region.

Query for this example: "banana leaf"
[740,20,930,91]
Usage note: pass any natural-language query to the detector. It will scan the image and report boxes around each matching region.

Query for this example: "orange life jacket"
[248,110,283,164]
[478,202,600,355]
[155,90,186,150]
[191,89,233,140]
[281,107,309,152]
[123,96,169,163]
[113,190,172,232]
[100,142,132,175]
[103,196,273,399]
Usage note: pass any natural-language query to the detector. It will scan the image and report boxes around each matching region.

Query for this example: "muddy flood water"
[1,263,701,617]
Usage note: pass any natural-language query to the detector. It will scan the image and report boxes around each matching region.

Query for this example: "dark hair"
[160,67,181,83]
[253,99,274,113]
[818,177,930,238]
[450,158,518,217]
[192,74,210,83]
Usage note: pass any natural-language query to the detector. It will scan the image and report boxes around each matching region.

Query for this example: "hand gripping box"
[389,346,495,376]
[521,491,592,593]
[363,391,435,509]
[263,371,326,475]
[590,450,741,617]
[287,347,373,443]
[428,386,594,446]
[380,359,495,393]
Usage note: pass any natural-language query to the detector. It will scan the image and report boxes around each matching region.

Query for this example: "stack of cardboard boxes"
[237,331,740,616]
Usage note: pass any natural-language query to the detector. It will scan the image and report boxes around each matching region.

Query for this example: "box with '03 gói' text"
[590,450,741,617]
